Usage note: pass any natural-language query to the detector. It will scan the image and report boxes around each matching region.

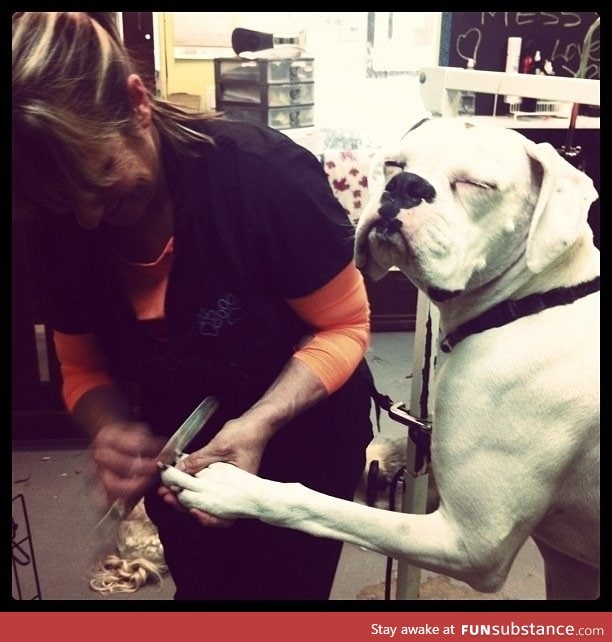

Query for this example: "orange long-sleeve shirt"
[54,239,370,412]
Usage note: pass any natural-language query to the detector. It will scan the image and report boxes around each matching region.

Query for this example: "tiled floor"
[12,331,544,602]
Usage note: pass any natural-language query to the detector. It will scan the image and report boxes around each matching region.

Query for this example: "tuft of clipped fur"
[366,437,409,483]
[90,500,167,594]
[361,437,439,512]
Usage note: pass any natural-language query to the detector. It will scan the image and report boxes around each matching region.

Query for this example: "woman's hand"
[182,418,268,476]
[158,417,272,527]
[160,357,328,527]
[92,422,164,505]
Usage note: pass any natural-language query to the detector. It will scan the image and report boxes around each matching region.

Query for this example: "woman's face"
[73,122,160,231]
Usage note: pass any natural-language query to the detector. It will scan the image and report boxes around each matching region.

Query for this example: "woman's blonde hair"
[12,12,217,215]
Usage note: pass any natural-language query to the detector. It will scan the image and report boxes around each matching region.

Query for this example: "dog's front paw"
[159,462,261,520]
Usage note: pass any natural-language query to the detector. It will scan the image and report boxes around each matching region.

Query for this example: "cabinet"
[365,269,418,332]
[12,217,78,442]
[214,57,315,130]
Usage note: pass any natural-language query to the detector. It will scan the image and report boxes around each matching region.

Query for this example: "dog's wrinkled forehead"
[402,116,475,142]
[401,118,527,155]
[383,118,531,187]
[380,117,432,177]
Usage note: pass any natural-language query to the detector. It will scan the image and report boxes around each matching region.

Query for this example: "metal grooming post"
[395,289,439,600]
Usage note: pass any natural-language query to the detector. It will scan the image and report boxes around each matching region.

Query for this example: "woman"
[12,12,374,601]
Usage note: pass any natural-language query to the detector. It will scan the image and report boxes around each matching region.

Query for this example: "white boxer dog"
[161,118,600,600]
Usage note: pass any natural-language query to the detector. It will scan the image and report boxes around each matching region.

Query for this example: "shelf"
[458,114,599,130]
[418,67,600,119]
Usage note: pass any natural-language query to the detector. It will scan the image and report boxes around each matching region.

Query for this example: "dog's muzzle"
[375,172,436,234]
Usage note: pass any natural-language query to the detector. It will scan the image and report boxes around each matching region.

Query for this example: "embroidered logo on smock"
[197,294,247,337]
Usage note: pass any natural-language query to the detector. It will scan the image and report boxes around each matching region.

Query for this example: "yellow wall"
[157,12,240,110]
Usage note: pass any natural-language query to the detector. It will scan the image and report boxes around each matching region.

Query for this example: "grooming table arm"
[395,291,440,600]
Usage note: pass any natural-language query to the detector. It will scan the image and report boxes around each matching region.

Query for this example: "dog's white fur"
[162,119,600,600]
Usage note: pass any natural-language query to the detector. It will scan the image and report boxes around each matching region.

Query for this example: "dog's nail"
[157,462,168,470]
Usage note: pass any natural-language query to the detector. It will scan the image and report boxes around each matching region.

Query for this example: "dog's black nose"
[388,172,436,206]
[379,172,436,220]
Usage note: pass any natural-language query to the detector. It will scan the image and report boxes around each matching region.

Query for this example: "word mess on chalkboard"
[445,12,599,80]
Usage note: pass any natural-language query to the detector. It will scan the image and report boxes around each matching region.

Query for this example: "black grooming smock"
[32,118,374,600]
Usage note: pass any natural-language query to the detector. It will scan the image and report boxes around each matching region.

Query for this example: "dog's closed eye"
[451,177,497,191]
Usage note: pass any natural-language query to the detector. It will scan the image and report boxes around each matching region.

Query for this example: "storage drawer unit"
[215,56,315,131]
[217,82,314,107]
[219,104,314,130]
[215,57,314,84]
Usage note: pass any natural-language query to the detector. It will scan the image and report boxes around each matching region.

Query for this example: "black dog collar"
[440,276,600,353]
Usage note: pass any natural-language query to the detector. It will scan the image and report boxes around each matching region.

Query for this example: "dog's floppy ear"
[525,141,598,274]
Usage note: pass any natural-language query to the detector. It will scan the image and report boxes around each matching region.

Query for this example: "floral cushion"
[322,149,375,225]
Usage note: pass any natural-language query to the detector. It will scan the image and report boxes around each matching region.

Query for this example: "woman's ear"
[126,74,152,127]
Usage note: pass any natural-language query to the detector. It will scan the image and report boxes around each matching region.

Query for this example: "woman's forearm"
[239,356,328,440]
[71,384,135,439]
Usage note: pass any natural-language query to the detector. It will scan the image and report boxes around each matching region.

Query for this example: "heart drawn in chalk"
[456,28,481,66]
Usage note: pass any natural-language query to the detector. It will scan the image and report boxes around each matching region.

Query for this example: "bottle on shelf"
[458,58,476,116]
[503,36,522,114]
[533,50,544,75]
[520,50,534,75]
[520,48,537,113]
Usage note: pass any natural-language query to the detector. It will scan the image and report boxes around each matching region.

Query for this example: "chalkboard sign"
[441,12,600,114]
[443,12,599,77]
